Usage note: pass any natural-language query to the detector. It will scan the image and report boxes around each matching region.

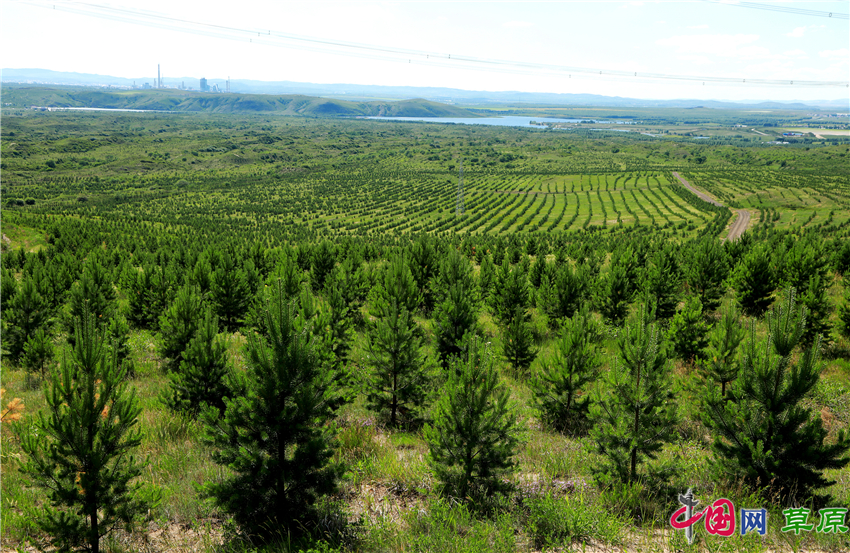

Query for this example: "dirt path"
[671,172,750,241]
[726,209,751,241]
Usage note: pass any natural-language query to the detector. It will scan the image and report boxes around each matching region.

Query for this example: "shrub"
[425,336,521,501]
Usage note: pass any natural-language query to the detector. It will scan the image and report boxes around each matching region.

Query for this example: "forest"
[2,107,850,552]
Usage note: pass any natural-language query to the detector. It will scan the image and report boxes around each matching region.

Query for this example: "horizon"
[2,1,848,104]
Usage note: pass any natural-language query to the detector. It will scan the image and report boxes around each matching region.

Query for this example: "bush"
[201,286,344,540]
[18,310,159,553]
[425,335,521,501]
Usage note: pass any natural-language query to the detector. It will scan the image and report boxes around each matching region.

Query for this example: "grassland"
[2,105,850,553]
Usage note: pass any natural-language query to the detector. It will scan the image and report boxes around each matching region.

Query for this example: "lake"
[365,115,620,128]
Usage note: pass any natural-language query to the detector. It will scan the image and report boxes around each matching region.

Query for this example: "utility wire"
[18,0,849,88]
[698,0,848,20]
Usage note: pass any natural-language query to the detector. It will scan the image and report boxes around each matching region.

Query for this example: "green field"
[2,105,850,553]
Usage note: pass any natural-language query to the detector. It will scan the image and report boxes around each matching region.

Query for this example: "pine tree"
[165,310,233,417]
[125,264,175,330]
[18,310,159,553]
[684,237,729,314]
[529,254,548,289]
[311,240,337,291]
[701,289,850,503]
[65,259,116,338]
[425,336,520,500]
[433,248,479,366]
[490,258,530,326]
[531,306,602,434]
[409,236,439,313]
[369,255,421,317]
[201,288,342,539]
[589,305,677,485]
[324,280,354,372]
[4,276,51,363]
[210,251,253,332]
[838,285,850,340]
[641,245,681,321]
[596,261,632,326]
[158,284,204,371]
[798,276,832,347]
[732,243,775,318]
[539,262,587,326]
[668,295,710,363]
[22,327,55,384]
[365,301,426,428]
[477,254,496,303]
[699,304,746,396]
[502,309,537,375]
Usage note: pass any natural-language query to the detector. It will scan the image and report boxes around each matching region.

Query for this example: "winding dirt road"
[672,172,750,241]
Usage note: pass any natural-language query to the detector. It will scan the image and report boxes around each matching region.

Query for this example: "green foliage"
[523,491,625,550]
[4,276,51,363]
[701,289,850,503]
[780,237,829,293]
[641,244,681,321]
[22,327,55,383]
[502,310,538,375]
[311,240,337,291]
[201,285,343,540]
[409,236,439,312]
[125,264,175,330]
[66,259,116,336]
[732,242,775,318]
[157,284,204,371]
[210,250,253,332]
[589,305,677,485]
[369,255,421,318]
[478,254,496,303]
[699,303,746,396]
[596,253,635,326]
[165,310,233,417]
[538,262,587,326]
[490,258,530,326]
[531,305,602,434]
[838,285,850,340]
[17,310,159,553]
[798,276,832,347]
[684,237,729,313]
[433,248,479,366]
[365,301,427,428]
[425,336,521,501]
[668,295,710,363]
[323,279,355,371]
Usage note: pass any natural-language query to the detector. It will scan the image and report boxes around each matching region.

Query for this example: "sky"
[2,0,848,102]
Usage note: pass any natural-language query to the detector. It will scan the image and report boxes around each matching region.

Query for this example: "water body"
[365,115,621,128]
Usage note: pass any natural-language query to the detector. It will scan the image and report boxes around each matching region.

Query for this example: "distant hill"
[0,85,478,117]
[3,67,848,111]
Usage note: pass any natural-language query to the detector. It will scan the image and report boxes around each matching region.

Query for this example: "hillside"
[0,85,478,117]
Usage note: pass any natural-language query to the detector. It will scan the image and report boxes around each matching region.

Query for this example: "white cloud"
[786,25,825,38]
[820,48,850,58]
[687,25,709,29]
[655,34,760,57]
[676,55,714,66]
[503,20,533,29]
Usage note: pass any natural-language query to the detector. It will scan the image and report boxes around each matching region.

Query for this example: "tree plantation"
[2,106,850,552]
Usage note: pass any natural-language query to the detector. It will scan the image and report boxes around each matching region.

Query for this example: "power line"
[18,0,849,88]
[698,0,848,20]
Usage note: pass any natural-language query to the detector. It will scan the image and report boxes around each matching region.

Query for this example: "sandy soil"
[671,172,750,241]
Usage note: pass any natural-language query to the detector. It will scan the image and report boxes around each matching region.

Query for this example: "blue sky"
[3,0,848,102]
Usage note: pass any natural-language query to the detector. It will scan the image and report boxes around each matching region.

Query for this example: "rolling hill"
[1,85,478,117]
